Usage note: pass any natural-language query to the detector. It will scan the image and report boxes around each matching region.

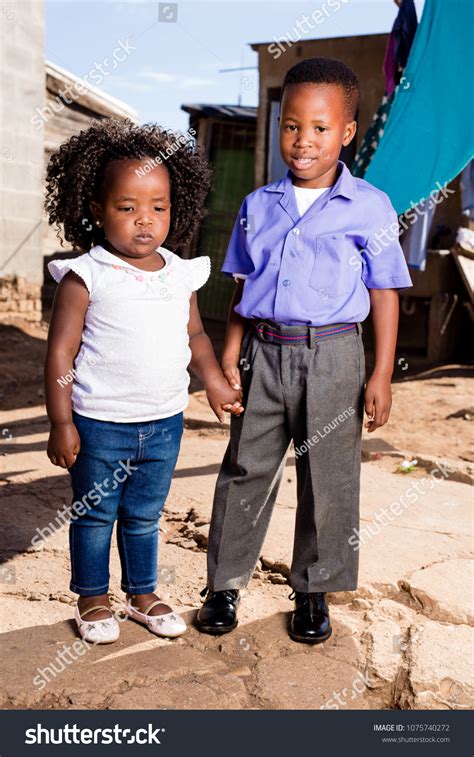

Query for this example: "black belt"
[252,320,361,348]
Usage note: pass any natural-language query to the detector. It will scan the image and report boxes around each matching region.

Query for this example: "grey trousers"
[206,322,366,593]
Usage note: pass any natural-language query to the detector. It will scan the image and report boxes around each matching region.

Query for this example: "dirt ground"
[0,318,473,711]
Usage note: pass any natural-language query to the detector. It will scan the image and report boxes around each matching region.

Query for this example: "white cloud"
[106,69,216,92]
[106,78,156,93]
[140,69,216,88]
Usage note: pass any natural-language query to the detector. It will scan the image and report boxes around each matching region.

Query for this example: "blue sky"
[45,0,425,131]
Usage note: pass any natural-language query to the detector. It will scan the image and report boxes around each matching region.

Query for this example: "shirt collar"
[264,159,356,201]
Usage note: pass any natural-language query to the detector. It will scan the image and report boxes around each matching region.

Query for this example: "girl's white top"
[48,245,211,422]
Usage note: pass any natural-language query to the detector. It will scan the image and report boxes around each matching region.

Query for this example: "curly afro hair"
[44,118,212,252]
[282,57,359,120]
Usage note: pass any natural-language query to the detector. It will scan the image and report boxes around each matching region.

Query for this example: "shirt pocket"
[309,234,356,298]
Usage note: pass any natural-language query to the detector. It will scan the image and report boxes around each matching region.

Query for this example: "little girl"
[44,118,243,644]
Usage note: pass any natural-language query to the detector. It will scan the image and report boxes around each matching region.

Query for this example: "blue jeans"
[68,410,183,597]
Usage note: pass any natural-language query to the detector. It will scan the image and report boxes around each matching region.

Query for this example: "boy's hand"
[206,376,244,423]
[364,373,392,433]
[47,421,81,468]
[221,356,242,392]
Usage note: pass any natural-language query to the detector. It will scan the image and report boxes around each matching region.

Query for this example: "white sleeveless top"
[48,245,211,422]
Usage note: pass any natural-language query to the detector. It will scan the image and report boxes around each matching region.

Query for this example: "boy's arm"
[365,288,399,433]
[221,279,248,390]
[188,293,244,422]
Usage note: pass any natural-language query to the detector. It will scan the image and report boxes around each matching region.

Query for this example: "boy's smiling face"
[279,82,357,189]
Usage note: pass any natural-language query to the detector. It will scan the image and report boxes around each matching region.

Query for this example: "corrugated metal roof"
[181,103,257,122]
[250,32,386,50]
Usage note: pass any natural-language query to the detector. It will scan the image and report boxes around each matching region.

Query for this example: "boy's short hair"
[281,57,360,120]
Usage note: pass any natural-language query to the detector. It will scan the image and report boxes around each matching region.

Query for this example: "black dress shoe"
[288,591,332,644]
[195,587,240,635]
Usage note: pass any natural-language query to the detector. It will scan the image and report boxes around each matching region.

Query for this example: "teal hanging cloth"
[364,0,474,216]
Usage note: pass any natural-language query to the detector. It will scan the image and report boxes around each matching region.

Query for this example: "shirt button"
[282,279,290,287]
[293,228,300,235]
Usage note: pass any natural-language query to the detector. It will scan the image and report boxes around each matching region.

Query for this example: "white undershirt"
[293,184,331,218]
[232,184,332,282]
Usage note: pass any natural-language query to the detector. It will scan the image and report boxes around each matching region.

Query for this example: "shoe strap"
[132,599,169,616]
[80,605,112,618]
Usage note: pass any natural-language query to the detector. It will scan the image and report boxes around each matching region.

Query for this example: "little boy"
[196,58,413,643]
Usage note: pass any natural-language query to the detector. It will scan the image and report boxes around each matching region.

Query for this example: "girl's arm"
[44,272,89,468]
[188,293,243,423]
[221,279,248,391]
[364,288,399,433]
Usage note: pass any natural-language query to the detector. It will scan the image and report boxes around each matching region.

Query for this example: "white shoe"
[126,599,187,638]
[74,604,120,644]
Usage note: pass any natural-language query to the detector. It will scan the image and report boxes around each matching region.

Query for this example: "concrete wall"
[0,14,137,321]
[0,0,45,319]
[253,34,388,187]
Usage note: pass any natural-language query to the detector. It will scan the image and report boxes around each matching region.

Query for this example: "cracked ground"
[0,320,473,711]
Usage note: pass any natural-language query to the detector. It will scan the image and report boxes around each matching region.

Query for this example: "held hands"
[364,372,392,433]
[220,354,245,419]
[221,356,242,393]
[47,422,81,468]
[206,373,244,423]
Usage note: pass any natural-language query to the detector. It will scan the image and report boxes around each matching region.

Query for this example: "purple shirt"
[221,160,413,326]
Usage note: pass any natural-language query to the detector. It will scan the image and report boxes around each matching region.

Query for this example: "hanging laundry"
[456,160,474,255]
[352,91,396,178]
[460,160,474,218]
[402,194,439,271]
[385,0,418,96]
[353,0,417,178]
[364,0,474,215]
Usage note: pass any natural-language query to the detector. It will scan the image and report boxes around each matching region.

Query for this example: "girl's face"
[279,83,356,188]
[89,159,171,259]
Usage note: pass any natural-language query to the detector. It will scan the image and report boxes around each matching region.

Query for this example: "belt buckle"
[256,321,270,342]
[308,326,317,349]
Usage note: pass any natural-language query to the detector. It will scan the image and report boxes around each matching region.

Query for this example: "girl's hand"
[364,373,392,433]
[206,376,244,423]
[47,422,81,468]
